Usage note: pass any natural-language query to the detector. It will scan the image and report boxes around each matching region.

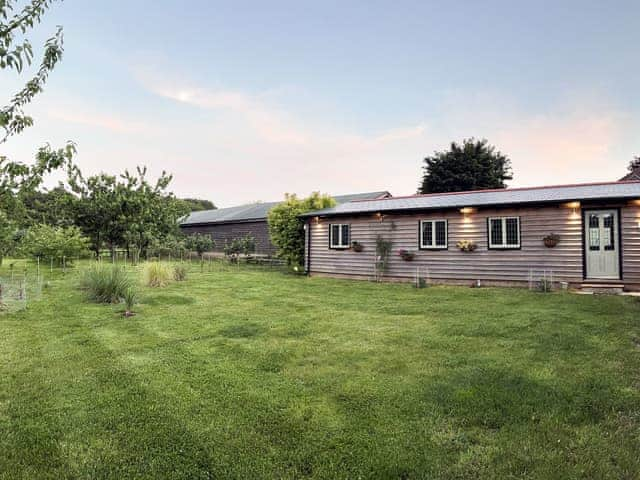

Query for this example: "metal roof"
[301,181,640,217]
[180,191,390,225]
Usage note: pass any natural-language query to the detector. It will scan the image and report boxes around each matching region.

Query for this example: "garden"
[1,258,639,479]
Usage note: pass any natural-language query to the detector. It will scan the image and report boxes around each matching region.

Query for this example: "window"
[588,214,600,251]
[329,224,350,249]
[488,217,520,249]
[420,220,448,249]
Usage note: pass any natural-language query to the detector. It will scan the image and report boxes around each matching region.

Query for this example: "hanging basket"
[543,234,560,248]
[351,242,364,252]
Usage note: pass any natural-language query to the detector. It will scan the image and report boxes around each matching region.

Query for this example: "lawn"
[1,261,639,479]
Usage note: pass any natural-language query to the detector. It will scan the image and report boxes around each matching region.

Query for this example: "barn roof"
[301,181,640,218]
[180,191,390,225]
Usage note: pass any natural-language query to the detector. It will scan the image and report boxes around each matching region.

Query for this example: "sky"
[2,0,639,207]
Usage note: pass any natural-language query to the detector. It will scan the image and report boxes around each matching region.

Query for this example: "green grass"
[1,261,639,479]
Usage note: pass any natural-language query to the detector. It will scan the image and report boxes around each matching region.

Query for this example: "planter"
[351,242,364,252]
[456,241,477,252]
[398,249,415,261]
[543,234,560,248]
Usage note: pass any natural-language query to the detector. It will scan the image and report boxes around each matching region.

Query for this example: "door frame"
[581,207,623,281]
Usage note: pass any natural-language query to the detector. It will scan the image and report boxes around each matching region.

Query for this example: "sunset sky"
[2,0,639,206]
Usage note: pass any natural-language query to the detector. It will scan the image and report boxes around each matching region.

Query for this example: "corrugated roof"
[301,181,640,217]
[180,191,390,225]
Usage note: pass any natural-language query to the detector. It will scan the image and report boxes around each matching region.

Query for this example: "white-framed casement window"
[420,219,448,249]
[329,224,350,249]
[488,217,521,249]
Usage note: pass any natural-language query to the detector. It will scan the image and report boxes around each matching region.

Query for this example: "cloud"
[47,109,152,135]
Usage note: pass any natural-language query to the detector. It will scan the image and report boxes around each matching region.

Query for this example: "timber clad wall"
[308,204,640,288]
[181,221,275,255]
[622,204,640,285]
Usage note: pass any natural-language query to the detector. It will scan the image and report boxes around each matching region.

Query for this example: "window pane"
[588,215,600,251]
[422,222,432,247]
[490,219,503,246]
[505,218,519,246]
[435,221,446,247]
[603,215,614,251]
[341,225,349,246]
[331,225,340,247]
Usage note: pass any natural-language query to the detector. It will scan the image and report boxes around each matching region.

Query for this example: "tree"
[268,192,335,267]
[418,138,513,194]
[0,210,20,265]
[19,183,78,227]
[184,233,214,259]
[20,223,89,263]
[69,167,190,258]
[628,156,640,172]
[179,198,216,212]
[1,0,76,212]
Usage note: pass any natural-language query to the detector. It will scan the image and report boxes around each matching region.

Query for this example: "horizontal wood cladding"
[309,206,584,284]
[622,205,640,285]
[181,221,276,255]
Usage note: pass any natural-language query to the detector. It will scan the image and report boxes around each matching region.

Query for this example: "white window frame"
[329,223,350,249]
[419,219,448,249]
[488,216,521,249]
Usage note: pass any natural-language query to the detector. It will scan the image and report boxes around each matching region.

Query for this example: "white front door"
[584,210,620,279]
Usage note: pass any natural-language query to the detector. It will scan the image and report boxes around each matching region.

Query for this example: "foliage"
[179,198,216,211]
[147,235,187,259]
[1,0,76,212]
[122,286,137,317]
[0,209,20,264]
[184,233,214,258]
[18,183,77,227]
[375,235,392,274]
[628,156,640,173]
[456,240,477,252]
[223,235,256,260]
[418,138,513,194]
[537,278,554,293]
[79,263,132,303]
[143,262,171,288]
[20,223,89,261]
[69,167,189,256]
[173,264,187,281]
[268,192,335,266]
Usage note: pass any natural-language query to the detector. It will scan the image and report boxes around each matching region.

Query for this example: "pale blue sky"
[2,0,639,205]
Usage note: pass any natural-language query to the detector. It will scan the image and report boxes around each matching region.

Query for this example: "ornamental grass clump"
[80,263,132,303]
[122,287,138,317]
[143,262,171,287]
[173,264,187,281]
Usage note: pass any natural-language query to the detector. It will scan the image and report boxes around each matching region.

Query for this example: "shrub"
[184,233,214,258]
[268,192,335,267]
[21,224,90,263]
[173,264,187,281]
[144,262,171,287]
[80,264,132,303]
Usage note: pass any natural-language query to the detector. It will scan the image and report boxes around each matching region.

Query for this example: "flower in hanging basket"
[351,241,364,252]
[398,249,415,261]
[543,233,560,248]
[456,240,477,252]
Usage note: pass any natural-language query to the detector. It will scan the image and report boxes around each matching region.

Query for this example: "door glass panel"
[588,214,600,251]
[603,215,614,251]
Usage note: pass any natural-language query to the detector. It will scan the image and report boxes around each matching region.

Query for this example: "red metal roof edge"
[349,180,640,203]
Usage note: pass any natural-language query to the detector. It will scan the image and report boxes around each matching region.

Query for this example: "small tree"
[0,210,19,265]
[268,192,335,267]
[184,233,214,259]
[21,224,90,264]
[419,138,513,194]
